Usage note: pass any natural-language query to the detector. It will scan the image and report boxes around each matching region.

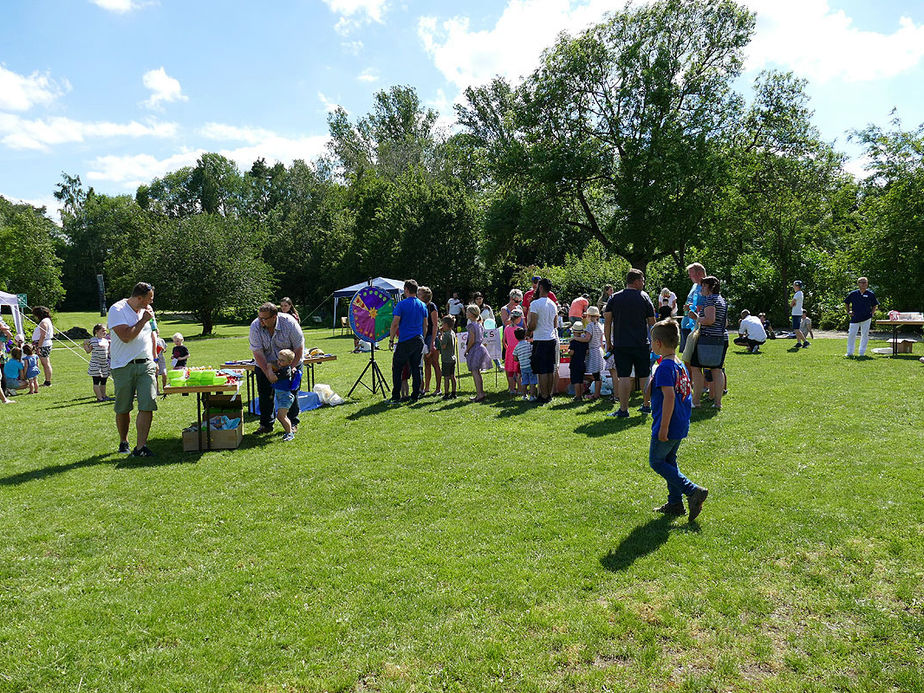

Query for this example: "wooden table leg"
[196,392,203,452]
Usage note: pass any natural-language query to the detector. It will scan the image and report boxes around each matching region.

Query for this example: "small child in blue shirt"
[273,349,298,442]
[648,319,708,521]
[23,344,41,394]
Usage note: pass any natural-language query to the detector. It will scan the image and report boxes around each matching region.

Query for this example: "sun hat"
[585,305,600,317]
[571,321,585,333]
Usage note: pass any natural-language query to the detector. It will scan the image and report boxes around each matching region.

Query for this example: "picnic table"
[875,320,924,356]
[224,354,338,413]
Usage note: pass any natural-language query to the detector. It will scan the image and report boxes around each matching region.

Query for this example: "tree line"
[2,0,921,333]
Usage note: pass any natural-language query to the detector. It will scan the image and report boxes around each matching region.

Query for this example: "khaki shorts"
[111,360,159,414]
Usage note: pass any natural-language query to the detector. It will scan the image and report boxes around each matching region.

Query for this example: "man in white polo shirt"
[108,282,158,457]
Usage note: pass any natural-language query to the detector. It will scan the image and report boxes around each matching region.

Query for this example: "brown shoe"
[654,502,686,516]
[688,487,708,521]
[254,425,273,434]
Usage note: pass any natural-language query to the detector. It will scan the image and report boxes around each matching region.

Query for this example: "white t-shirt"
[738,315,767,342]
[659,292,677,310]
[791,290,804,316]
[108,299,153,369]
[32,318,54,346]
[448,298,463,316]
[528,296,558,341]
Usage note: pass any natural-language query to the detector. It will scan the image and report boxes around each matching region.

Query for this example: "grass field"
[1,313,923,692]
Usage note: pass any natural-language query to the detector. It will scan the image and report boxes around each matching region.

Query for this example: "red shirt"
[569,297,589,318]
[523,288,557,311]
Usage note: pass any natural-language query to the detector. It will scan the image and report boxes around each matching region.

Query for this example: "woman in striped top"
[83,323,112,402]
[689,276,728,410]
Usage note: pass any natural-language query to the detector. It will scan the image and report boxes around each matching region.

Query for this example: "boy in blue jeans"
[273,349,298,442]
[648,319,708,520]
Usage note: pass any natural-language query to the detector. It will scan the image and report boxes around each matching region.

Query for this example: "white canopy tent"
[0,290,25,338]
[332,277,404,328]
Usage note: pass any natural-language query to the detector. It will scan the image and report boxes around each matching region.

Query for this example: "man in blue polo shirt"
[389,279,428,402]
[845,276,879,357]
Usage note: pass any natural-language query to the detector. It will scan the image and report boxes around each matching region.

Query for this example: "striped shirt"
[698,294,728,338]
[87,336,111,377]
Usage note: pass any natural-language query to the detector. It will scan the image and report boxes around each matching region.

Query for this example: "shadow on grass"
[574,414,647,438]
[1,443,198,485]
[345,399,396,420]
[601,515,699,572]
[44,396,101,410]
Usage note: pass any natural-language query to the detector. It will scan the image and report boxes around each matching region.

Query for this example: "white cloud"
[743,0,924,83]
[420,0,924,92]
[418,0,615,90]
[87,128,330,188]
[0,65,70,111]
[357,68,379,83]
[0,113,177,151]
[90,0,153,13]
[323,0,387,34]
[425,88,460,131]
[842,154,872,181]
[87,150,201,189]
[318,91,341,114]
[9,195,65,224]
[142,67,187,110]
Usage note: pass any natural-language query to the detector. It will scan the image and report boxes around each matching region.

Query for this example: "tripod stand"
[348,341,389,398]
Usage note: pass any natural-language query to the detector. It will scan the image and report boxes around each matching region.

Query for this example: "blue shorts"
[520,368,538,386]
[274,389,295,411]
[792,315,801,331]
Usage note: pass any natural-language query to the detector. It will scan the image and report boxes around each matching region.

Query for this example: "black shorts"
[441,361,456,377]
[569,365,586,384]
[612,346,651,379]
[531,340,556,374]
[92,376,108,386]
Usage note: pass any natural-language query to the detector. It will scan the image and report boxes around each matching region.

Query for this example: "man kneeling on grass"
[648,319,708,521]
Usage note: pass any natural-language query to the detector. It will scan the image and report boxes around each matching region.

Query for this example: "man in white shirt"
[527,278,559,403]
[108,282,158,457]
[734,310,767,353]
[447,292,464,332]
[790,280,809,348]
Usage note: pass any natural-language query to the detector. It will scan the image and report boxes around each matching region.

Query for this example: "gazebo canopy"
[0,290,25,338]
[332,277,404,327]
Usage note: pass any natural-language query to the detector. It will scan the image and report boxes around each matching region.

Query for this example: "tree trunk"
[201,310,214,336]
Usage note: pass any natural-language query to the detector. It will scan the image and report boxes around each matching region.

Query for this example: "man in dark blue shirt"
[389,279,428,402]
[844,276,878,357]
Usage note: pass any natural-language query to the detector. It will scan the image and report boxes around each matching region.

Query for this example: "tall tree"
[0,196,65,307]
[852,116,924,312]
[459,0,755,272]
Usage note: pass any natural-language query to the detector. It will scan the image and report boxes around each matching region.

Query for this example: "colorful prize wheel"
[348,286,394,343]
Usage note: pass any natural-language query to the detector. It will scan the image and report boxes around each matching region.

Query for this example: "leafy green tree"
[145,214,273,334]
[708,71,857,323]
[459,0,755,272]
[852,116,924,313]
[0,196,65,307]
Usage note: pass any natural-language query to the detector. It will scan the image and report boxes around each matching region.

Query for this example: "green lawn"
[2,314,922,692]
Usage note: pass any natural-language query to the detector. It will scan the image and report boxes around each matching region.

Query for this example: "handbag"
[681,326,700,363]
[696,333,726,368]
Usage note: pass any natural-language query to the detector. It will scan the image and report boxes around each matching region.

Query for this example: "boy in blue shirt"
[648,319,708,520]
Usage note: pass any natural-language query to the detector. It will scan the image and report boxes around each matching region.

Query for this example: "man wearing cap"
[790,280,809,349]
[844,276,878,357]
[527,278,559,403]
[604,269,656,417]
[250,302,305,434]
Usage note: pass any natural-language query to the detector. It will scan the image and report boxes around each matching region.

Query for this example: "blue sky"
[2,0,923,220]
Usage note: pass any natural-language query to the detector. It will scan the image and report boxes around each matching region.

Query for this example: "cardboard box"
[889,339,916,354]
[182,424,243,452]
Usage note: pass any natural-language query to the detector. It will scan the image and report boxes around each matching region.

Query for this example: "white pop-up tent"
[332,277,404,328]
[0,290,25,338]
